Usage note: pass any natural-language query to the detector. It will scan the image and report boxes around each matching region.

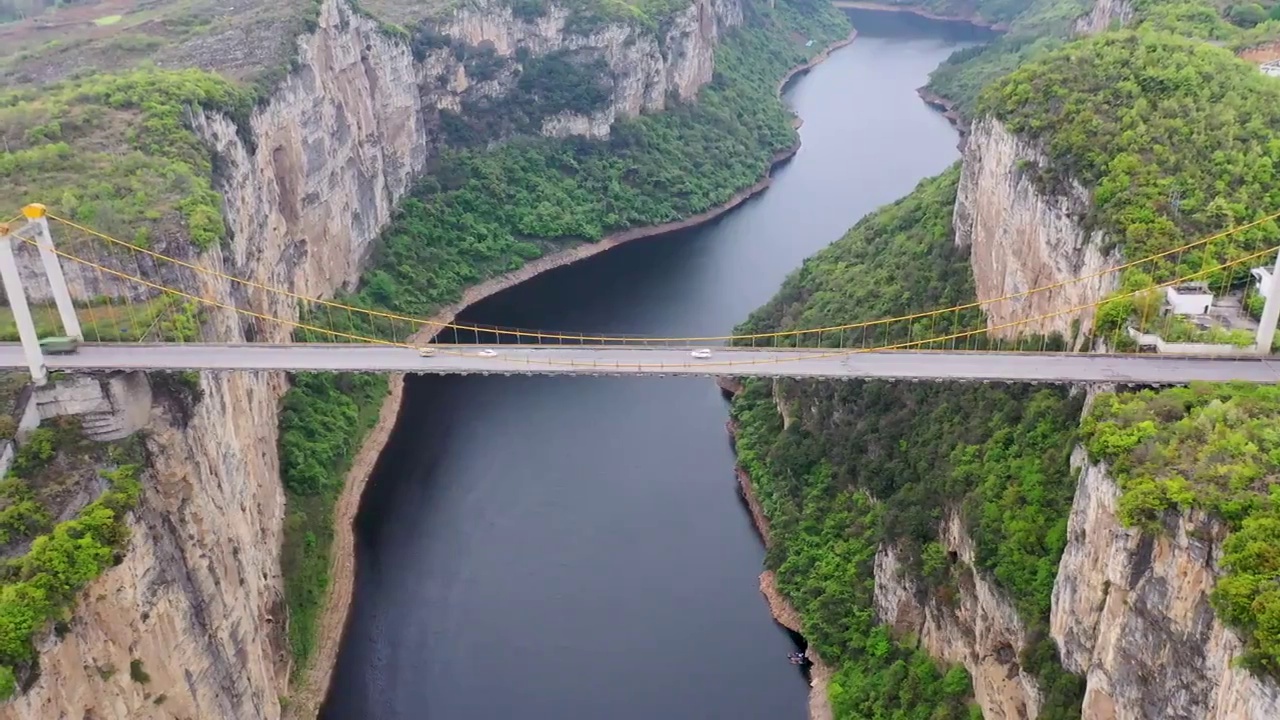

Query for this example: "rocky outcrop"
[16,0,743,306]
[1073,0,1135,36]
[874,513,1042,720]
[5,0,746,717]
[954,117,1120,340]
[759,569,835,720]
[3,371,291,720]
[446,0,741,138]
[1050,448,1280,720]
[33,372,153,441]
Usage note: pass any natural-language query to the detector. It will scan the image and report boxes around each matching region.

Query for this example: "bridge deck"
[3,343,1279,384]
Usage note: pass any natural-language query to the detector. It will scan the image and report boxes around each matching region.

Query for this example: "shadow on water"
[323,14,978,720]
[841,6,1001,43]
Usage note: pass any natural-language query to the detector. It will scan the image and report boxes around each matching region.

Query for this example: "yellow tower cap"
[21,203,46,220]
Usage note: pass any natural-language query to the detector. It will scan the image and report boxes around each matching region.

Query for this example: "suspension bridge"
[1,203,1279,385]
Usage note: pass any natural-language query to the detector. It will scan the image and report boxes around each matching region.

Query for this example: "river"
[322,11,989,720]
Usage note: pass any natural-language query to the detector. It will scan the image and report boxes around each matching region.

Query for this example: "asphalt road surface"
[4,343,1279,384]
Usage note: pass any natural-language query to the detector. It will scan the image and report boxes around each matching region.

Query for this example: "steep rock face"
[1073,0,1135,36]
[2,372,290,720]
[446,0,741,139]
[18,0,743,304]
[954,117,1120,339]
[6,0,744,717]
[1051,448,1280,720]
[874,513,1042,719]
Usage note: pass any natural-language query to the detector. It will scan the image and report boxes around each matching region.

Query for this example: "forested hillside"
[923,0,1280,117]
[733,169,1086,719]
[732,3,1280,720]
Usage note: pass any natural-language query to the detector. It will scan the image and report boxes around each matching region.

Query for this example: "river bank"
[288,29,859,718]
[918,88,966,144]
[721,378,836,720]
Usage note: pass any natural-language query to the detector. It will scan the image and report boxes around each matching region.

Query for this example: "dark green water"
[324,12,990,720]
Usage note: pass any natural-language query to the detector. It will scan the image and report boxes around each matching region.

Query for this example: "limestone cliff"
[3,0,742,717]
[874,513,1042,720]
[1050,448,1280,720]
[1073,0,1135,37]
[903,100,1280,719]
[3,371,291,720]
[953,117,1121,340]
[443,0,742,139]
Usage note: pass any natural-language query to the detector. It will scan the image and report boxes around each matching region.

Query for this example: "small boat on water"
[788,651,807,665]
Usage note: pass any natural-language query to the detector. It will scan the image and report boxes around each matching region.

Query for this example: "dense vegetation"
[0,421,144,698]
[923,0,1089,114]
[277,0,853,678]
[923,0,1280,118]
[338,0,850,319]
[980,31,1280,271]
[0,297,203,345]
[1082,384,1280,676]
[0,69,252,249]
[978,30,1280,344]
[731,170,1085,718]
[277,372,387,681]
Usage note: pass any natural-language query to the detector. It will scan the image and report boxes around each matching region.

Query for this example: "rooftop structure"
[1165,282,1214,316]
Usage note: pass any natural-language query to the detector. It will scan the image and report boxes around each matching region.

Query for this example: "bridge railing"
[0,203,1278,384]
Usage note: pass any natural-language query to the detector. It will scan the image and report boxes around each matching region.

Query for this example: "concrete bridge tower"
[0,203,83,385]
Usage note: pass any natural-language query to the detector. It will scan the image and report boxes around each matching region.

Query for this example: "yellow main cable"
[28,230,1278,370]
[44,209,1280,344]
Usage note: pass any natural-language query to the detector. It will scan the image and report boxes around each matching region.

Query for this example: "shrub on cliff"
[0,437,142,669]
[979,31,1280,277]
[1083,382,1280,676]
[1,68,251,250]
[729,167,1086,718]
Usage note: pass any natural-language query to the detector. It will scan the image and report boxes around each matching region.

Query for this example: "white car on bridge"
[690,348,712,359]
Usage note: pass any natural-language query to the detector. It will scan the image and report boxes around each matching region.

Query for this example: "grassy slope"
[1,0,315,88]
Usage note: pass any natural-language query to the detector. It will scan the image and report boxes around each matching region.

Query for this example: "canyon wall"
[874,513,1042,720]
[953,117,1120,341]
[2,0,741,717]
[1051,448,1280,720]
[1073,0,1135,36]
[870,439,1280,720]
[930,104,1280,718]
